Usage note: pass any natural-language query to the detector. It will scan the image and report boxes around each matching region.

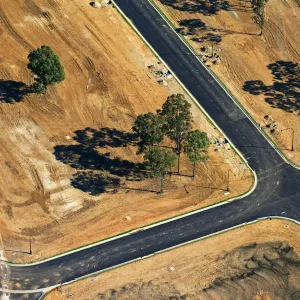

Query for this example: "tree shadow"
[243,61,300,114]
[177,17,256,46]
[54,127,149,195]
[192,33,223,44]
[177,18,223,46]
[0,80,28,103]
[177,18,207,35]
[159,0,255,14]
[73,127,138,148]
[159,0,231,16]
[71,172,121,196]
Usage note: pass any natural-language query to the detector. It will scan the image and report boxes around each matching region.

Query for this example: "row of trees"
[25,47,209,194]
[133,94,210,193]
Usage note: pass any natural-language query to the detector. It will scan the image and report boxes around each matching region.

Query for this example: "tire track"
[0,8,32,51]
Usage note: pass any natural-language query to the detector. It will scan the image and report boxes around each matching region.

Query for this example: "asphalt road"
[1,0,300,297]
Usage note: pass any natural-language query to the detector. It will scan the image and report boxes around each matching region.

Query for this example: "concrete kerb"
[3,178,255,268]
[0,0,256,268]
[111,1,256,171]
[1,2,299,298]
[147,0,300,170]
[3,216,300,297]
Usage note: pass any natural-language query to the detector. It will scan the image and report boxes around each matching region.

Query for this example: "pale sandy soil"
[153,0,300,164]
[0,0,252,262]
[45,219,300,300]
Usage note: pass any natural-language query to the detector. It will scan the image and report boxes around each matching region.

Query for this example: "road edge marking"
[2,217,299,296]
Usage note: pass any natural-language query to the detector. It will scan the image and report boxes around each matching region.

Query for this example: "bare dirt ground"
[46,219,300,300]
[0,0,252,262]
[153,0,300,164]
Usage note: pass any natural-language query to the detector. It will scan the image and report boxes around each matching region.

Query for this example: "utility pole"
[227,169,236,192]
[29,236,32,255]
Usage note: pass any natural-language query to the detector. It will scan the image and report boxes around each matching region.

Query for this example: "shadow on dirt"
[54,127,150,195]
[177,18,223,45]
[176,17,258,49]
[191,32,223,44]
[159,0,255,14]
[159,0,231,15]
[71,171,121,196]
[0,80,28,103]
[243,61,300,114]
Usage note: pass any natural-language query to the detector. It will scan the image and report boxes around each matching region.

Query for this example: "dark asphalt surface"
[0,292,42,300]
[1,0,300,296]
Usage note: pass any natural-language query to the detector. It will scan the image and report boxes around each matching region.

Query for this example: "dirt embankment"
[46,219,300,300]
[154,0,300,164]
[0,0,252,262]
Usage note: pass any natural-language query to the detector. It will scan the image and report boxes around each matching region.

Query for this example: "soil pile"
[94,242,300,300]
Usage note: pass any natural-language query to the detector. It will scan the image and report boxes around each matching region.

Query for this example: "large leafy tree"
[144,146,177,193]
[184,130,210,178]
[132,112,165,153]
[27,45,65,94]
[160,94,192,172]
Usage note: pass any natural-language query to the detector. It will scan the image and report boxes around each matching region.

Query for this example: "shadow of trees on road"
[54,127,150,196]
[0,80,28,103]
[243,61,300,114]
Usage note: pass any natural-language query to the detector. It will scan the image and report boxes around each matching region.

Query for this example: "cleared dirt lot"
[0,0,252,262]
[153,0,300,164]
[46,219,300,300]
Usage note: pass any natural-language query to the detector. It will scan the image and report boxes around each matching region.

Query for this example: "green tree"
[27,45,65,94]
[132,112,165,153]
[144,146,177,193]
[160,94,192,172]
[184,130,210,178]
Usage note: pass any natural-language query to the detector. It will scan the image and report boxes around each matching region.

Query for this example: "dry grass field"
[154,0,300,164]
[0,0,252,262]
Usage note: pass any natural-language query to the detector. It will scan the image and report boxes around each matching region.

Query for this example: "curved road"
[1,0,300,298]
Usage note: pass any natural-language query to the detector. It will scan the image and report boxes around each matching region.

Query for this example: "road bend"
[1,0,300,295]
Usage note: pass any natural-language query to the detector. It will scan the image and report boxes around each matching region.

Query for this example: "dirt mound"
[98,281,185,300]
[201,241,300,299]
[96,242,300,300]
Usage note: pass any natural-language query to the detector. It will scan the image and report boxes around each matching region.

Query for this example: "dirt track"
[0,0,252,262]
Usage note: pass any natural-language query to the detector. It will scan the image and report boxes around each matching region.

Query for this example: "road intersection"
[1,0,300,298]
